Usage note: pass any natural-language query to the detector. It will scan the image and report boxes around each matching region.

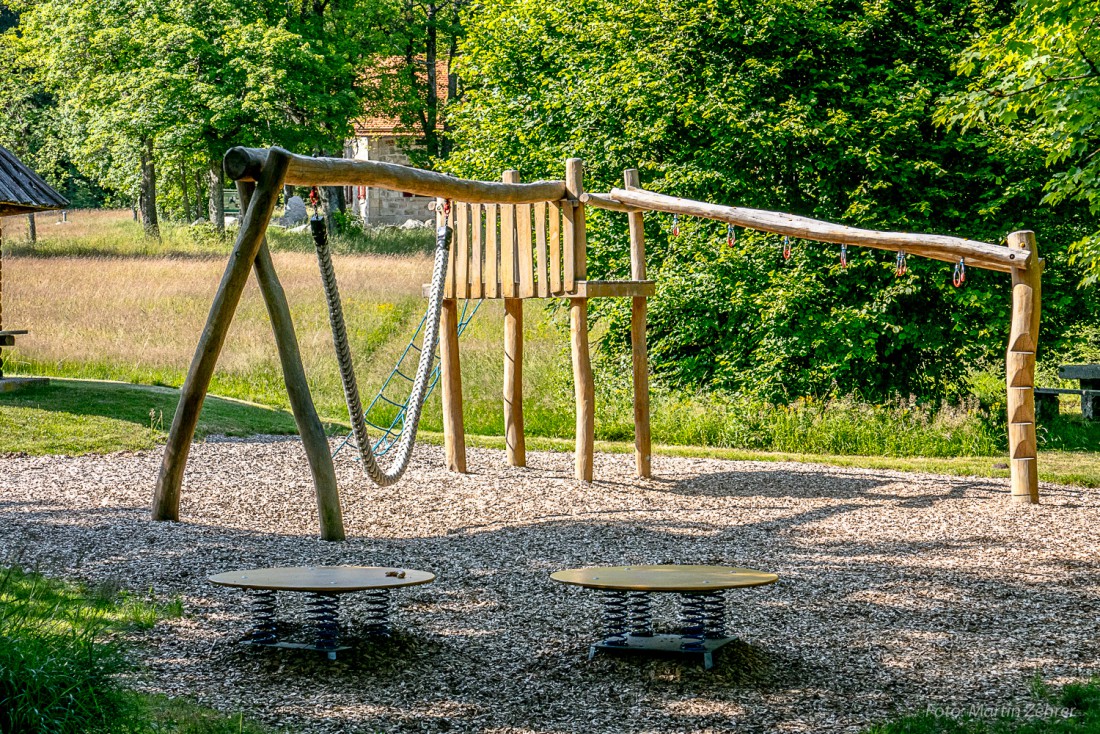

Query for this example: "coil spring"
[703,591,727,639]
[679,593,708,651]
[601,590,630,646]
[307,593,341,650]
[247,589,278,644]
[363,589,392,636]
[628,591,653,637]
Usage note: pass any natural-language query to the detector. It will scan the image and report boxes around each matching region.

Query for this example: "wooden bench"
[1035,365,1100,421]
[0,330,28,381]
[550,564,778,669]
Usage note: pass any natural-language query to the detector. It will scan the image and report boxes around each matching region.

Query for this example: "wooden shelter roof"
[0,145,67,217]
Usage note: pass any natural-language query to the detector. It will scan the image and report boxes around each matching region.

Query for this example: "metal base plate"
[240,639,351,661]
[588,634,736,670]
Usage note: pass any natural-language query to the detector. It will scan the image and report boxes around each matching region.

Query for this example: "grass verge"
[866,677,1100,732]
[2,378,1097,487]
[0,566,266,733]
[0,379,330,455]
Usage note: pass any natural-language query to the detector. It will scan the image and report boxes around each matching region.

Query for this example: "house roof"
[0,145,67,217]
[355,59,450,136]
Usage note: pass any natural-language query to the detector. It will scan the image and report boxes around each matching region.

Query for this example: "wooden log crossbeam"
[224,147,565,205]
[595,187,1031,273]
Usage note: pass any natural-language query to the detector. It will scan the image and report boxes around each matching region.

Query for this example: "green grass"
[866,677,1100,733]
[5,209,1100,483]
[0,379,330,455]
[3,379,1099,486]
[0,566,267,734]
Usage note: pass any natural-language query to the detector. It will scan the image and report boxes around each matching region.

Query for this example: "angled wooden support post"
[238,181,344,541]
[439,199,468,473]
[502,169,526,467]
[152,148,290,524]
[624,169,651,478]
[567,158,594,482]
[1006,230,1041,504]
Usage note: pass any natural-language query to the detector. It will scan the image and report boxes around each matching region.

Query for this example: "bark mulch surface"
[0,437,1096,733]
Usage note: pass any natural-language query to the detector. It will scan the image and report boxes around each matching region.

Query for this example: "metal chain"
[313,216,451,486]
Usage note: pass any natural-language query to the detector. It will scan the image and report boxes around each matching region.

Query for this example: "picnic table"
[1034,364,1100,421]
[550,564,778,669]
[209,565,435,660]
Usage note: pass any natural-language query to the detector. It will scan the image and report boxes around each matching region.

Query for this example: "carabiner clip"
[782,236,792,261]
[840,243,848,268]
[727,223,736,248]
[953,258,966,287]
[671,213,680,237]
[895,250,908,277]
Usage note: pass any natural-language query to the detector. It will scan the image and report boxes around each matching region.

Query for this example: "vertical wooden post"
[567,158,594,482]
[502,170,526,467]
[239,181,344,541]
[439,199,468,474]
[153,147,290,523]
[624,169,651,478]
[1006,230,1041,504]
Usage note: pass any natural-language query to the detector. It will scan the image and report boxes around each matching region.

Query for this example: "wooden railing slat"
[535,202,549,298]
[549,201,562,294]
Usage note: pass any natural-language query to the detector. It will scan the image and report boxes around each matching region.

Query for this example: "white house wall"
[347,135,436,226]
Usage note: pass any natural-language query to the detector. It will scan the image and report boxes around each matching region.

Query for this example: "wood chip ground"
[0,438,1096,732]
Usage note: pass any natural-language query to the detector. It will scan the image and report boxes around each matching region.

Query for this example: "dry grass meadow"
[1,210,580,437]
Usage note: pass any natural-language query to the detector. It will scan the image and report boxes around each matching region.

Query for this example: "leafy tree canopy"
[4,0,387,207]
[937,0,1100,284]
[446,0,1099,401]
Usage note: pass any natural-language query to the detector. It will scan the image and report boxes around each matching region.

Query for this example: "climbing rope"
[330,298,481,461]
[312,215,451,486]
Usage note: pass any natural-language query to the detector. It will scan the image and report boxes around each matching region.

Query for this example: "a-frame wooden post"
[151,148,346,541]
[238,181,344,539]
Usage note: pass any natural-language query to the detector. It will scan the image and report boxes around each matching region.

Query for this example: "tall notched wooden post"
[1006,230,1041,504]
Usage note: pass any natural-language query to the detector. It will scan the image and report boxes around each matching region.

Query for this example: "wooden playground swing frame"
[151,146,1042,542]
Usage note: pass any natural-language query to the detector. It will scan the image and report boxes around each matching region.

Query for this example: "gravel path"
[1,438,1097,733]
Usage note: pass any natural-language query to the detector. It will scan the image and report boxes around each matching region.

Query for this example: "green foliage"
[938,0,1100,284]
[0,566,265,734]
[446,0,1100,401]
[0,568,136,734]
[2,0,388,209]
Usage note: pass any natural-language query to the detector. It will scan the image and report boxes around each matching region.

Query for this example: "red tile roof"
[355,59,450,136]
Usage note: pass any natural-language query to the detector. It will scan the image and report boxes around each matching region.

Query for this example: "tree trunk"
[423,5,440,159]
[195,170,207,219]
[208,161,225,233]
[180,161,194,222]
[320,185,346,233]
[139,138,160,239]
[442,32,459,160]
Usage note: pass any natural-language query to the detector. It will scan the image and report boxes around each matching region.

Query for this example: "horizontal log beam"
[580,192,643,213]
[605,187,1030,273]
[224,147,566,204]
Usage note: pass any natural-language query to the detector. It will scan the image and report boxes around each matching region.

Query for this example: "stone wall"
[346,135,435,226]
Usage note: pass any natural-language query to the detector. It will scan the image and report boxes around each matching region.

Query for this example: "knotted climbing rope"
[311,215,451,486]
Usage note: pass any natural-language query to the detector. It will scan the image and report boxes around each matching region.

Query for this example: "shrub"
[0,568,133,734]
